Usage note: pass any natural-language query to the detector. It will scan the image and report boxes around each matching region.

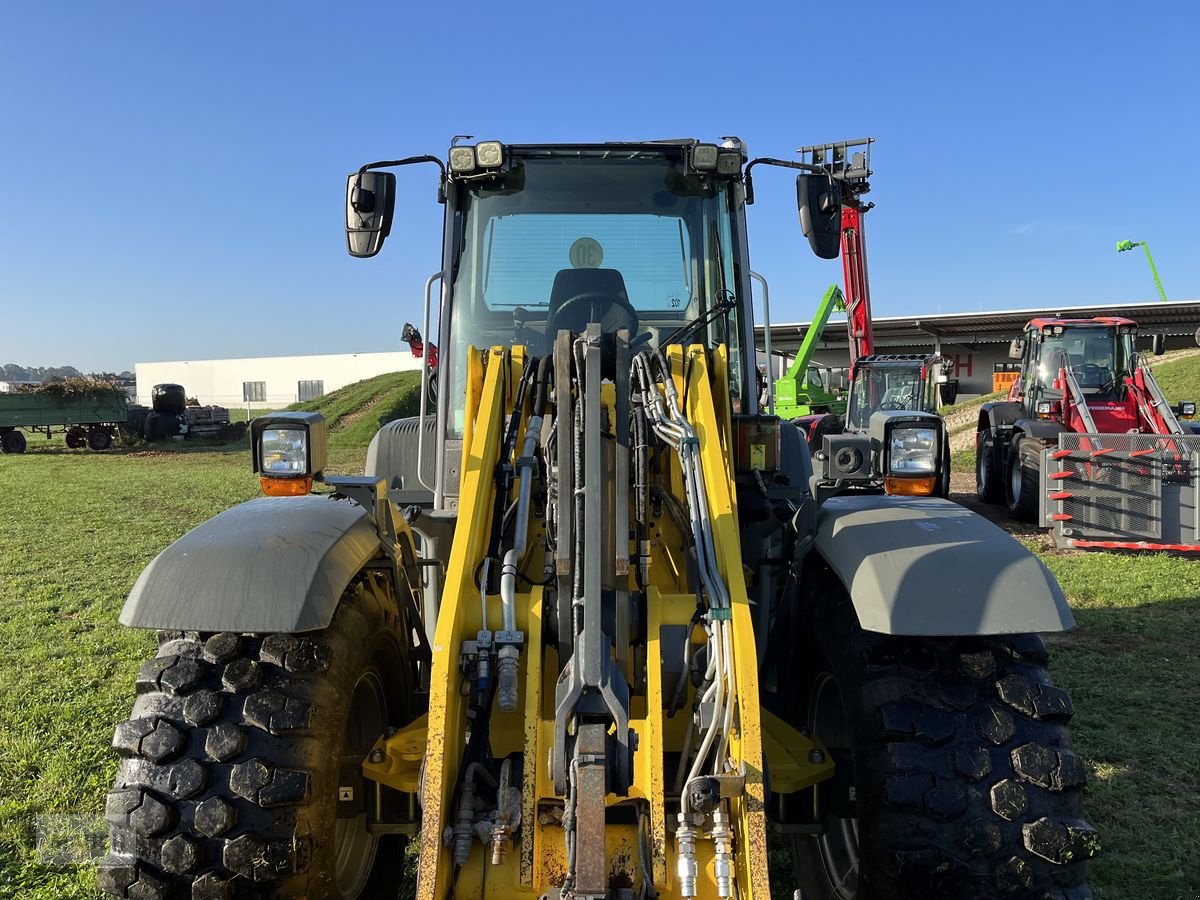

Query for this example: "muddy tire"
[98,573,413,899]
[976,429,1003,504]
[790,564,1096,900]
[1006,437,1041,523]
[67,427,87,449]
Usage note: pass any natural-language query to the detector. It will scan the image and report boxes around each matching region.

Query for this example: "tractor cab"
[845,353,944,431]
[1010,319,1141,433]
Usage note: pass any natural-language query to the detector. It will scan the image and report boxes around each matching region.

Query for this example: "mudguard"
[120,495,382,633]
[814,494,1074,635]
[979,400,1022,431]
[1013,418,1070,443]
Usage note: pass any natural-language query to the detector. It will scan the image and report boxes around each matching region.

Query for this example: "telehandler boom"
[100,138,1096,900]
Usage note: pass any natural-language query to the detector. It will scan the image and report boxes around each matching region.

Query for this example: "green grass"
[2,374,1200,898]
[1146,351,1200,407]
[286,370,421,447]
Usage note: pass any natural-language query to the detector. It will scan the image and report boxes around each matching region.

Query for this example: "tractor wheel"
[976,430,1004,504]
[88,427,114,451]
[1,430,27,454]
[1006,438,1041,523]
[790,565,1096,900]
[67,427,87,449]
[98,573,413,900]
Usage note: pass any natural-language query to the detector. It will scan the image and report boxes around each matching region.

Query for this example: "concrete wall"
[134,351,423,408]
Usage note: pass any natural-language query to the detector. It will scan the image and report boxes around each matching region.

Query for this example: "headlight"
[260,428,308,474]
[888,426,937,474]
[250,411,327,496]
[1180,401,1196,418]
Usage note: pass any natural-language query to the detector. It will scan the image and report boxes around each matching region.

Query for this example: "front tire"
[790,566,1096,899]
[98,573,413,899]
[1006,438,1042,523]
[1,430,26,454]
[976,430,1003,504]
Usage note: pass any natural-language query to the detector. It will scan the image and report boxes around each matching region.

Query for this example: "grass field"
[1,367,1199,898]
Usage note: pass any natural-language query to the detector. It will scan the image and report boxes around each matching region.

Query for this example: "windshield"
[1033,327,1133,394]
[444,151,743,434]
[847,365,924,430]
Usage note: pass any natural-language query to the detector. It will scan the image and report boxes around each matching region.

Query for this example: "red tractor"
[975,316,1200,549]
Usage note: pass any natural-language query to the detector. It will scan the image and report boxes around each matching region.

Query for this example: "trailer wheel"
[790,565,1096,900]
[1006,437,1041,523]
[976,429,1003,503]
[87,427,114,451]
[1,430,26,454]
[98,574,413,900]
[66,427,87,449]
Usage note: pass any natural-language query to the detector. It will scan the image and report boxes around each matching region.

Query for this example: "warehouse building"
[756,299,1200,401]
[134,351,423,409]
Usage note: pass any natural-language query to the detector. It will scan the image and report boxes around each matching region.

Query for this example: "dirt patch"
[334,393,388,432]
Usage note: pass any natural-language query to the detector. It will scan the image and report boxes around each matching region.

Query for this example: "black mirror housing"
[797,174,842,260]
[1152,332,1166,356]
[346,171,397,258]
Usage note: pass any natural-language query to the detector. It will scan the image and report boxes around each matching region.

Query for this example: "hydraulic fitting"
[712,803,734,898]
[675,813,698,898]
[496,645,521,713]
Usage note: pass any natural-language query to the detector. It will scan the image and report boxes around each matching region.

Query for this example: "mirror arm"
[743,156,828,205]
[353,156,448,209]
[357,155,447,181]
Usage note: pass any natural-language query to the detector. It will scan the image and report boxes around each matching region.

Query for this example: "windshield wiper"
[662,293,737,347]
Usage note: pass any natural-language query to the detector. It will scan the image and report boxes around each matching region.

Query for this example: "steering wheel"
[548,291,639,335]
[880,401,906,411]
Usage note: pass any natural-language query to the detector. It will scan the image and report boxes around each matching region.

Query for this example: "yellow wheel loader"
[100,138,1097,899]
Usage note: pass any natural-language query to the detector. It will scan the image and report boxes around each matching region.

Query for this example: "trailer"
[0,390,127,453]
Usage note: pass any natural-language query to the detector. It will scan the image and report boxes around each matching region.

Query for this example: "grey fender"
[1013,418,1069,443]
[813,494,1073,635]
[978,400,1022,432]
[120,495,382,633]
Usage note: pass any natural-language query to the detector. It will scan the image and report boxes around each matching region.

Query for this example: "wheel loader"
[976,315,1200,550]
[100,138,1097,899]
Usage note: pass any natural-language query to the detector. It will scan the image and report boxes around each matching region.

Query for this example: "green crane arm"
[781,283,845,383]
[773,284,847,417]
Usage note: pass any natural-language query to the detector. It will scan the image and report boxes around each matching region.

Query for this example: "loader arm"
[387,337,782,899]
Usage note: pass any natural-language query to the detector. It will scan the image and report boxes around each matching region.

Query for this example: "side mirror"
[345,171,397,258]
[1152,333,1166,356]
[797,174,842,260]
[1008,337,1026,360]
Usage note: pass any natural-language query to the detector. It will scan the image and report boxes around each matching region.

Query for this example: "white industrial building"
[134,351,423,409]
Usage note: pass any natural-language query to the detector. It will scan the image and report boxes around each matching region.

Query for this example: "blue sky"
[1,1,1197,372]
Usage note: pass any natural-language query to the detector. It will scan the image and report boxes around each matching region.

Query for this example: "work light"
[716,149,741,176]
[692,144,719,171]
[449,146,476,174]
[1180,401,1196,418]
[475,141,504,168]
[251,412,328,496]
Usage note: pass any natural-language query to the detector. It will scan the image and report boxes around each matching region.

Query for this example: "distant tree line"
[2,363,134,382]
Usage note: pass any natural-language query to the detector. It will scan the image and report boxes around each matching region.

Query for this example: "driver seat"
[547,268,631,332]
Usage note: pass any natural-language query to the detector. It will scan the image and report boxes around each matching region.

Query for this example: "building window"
[243,381,266,402]
[297,380,324,402]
